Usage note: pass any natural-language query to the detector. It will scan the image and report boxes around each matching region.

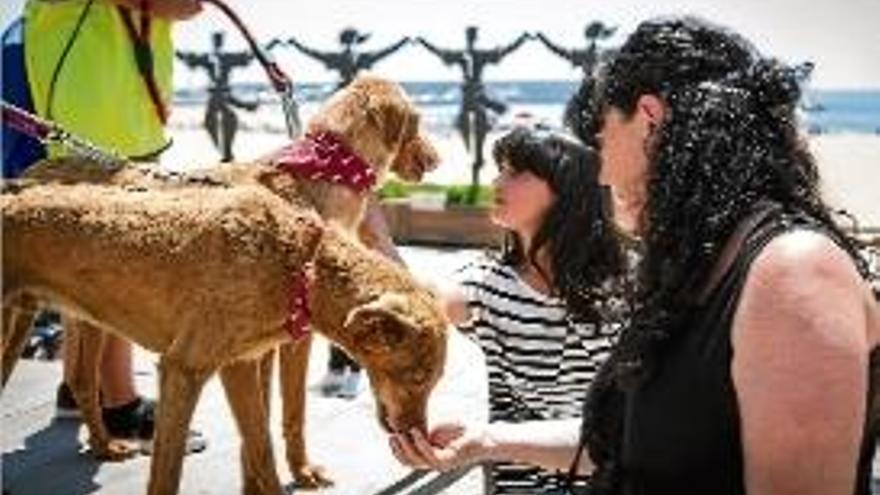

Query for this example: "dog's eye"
[407,114,419,137]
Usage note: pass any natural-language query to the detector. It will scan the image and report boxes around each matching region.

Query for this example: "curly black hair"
[490,126,623,323]
[572,16,871,491]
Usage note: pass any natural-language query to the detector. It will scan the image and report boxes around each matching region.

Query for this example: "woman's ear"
[637,94,665,138]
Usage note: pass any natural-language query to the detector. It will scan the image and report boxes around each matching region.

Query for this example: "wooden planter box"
[379,199,502,247]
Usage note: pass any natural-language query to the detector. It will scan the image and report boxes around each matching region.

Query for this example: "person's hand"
[389,422,492,472]
[151,0,202,20]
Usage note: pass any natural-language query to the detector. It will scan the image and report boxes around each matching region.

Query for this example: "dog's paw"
[90,438,139,461]
[292,464,334,489]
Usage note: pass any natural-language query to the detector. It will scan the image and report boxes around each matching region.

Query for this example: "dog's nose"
[421,143,440,171]
[378,414,394,433]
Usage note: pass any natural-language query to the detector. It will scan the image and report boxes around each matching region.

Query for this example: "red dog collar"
[285,222,324,342]
[273,131,377,193]
[286,265,313,341]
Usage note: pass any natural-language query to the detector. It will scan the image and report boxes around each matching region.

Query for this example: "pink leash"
[1,101,127,168]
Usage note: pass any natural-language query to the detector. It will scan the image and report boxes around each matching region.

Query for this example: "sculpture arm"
[265,38,285,52]
[175,51,209,69]
[287,37,335,65]
[228,93,259,111]
[228,52,254,67]
[416,37,461,65]
[535,32,574,62]
[488,32,530,62]
[363,37,410,66]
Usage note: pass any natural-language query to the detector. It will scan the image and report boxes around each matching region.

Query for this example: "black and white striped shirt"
[454,257,618,494]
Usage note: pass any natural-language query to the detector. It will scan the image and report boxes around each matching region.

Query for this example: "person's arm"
[733,230,870,495]
[389,418,590,474]
[363,37,410,67]
[358,197,406,265]
[359,198,471,325]
[107,0,202,20]
[535,32,574,62]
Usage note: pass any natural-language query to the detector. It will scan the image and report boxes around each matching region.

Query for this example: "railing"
[374,466,480,495]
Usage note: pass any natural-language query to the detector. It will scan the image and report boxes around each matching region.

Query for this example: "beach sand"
[811,134,880,231]
[162,105,879,231]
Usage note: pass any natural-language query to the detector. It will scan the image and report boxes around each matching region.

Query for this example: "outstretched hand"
[389,422,492,472]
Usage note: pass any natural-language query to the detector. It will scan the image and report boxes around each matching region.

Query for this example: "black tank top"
[618,207,879,495]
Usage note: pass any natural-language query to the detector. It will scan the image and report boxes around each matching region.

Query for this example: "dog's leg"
[279,335,333,488]
[238,351,278,495]
[221,356,286,495]
[147,357,209,495]
[64,318,138,460]
[1,291,39,388]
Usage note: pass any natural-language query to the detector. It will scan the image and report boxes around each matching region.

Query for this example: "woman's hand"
[109,0,203,20]
[389,422,492,472]
[151,0,202,20]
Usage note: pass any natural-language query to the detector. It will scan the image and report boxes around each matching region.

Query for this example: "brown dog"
[13,75,440,489]
[1,182,449,495]
[2,75,443,494]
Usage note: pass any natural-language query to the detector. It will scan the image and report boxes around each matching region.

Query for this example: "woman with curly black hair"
[391,16,879,495]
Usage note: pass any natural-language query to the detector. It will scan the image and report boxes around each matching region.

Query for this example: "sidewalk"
[1,247,489,495]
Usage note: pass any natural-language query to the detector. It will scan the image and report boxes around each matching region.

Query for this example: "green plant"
[378,180,493,207]
[445,184,493,207]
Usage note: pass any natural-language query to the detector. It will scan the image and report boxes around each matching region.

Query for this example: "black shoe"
[54,382,81,420]
[102,397,207,454]
[102,397,156,440]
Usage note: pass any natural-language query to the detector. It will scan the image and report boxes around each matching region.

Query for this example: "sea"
[173,80,880,136]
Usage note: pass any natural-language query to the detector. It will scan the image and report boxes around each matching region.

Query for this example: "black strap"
[117,1,167,124]
[45,0,96,119]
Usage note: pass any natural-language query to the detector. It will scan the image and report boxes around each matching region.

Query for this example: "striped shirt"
[454,256,619,494]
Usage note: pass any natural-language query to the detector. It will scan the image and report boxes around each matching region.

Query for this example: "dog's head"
[307,75,439,183]
[342,292,447,434]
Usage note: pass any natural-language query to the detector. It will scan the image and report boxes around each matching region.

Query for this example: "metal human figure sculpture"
[176,31,258,162]
[417,27,530,193]
[535,21,616,76]
[278,28,409,89]
[535,22,616,139]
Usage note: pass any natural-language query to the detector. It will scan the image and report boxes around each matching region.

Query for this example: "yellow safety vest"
[24,0,174,159]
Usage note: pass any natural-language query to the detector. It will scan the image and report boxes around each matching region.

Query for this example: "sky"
[3,0,879,89]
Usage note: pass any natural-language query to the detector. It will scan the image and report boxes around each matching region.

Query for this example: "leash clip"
[280,83,302,139]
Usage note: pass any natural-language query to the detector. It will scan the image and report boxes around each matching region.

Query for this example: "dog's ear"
[363,93,409,151]
[343,292,419,354]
